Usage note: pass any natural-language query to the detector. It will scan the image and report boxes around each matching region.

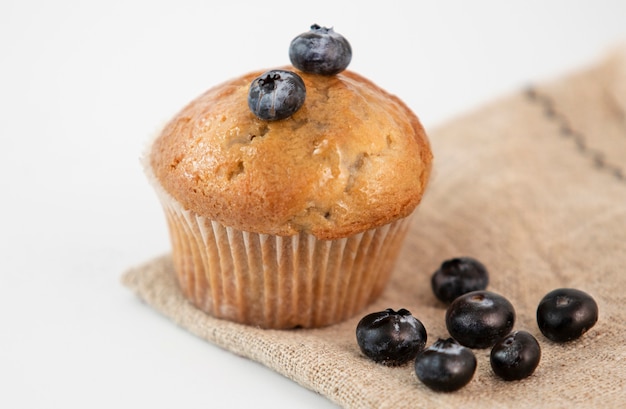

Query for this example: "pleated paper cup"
[163,197,411,328]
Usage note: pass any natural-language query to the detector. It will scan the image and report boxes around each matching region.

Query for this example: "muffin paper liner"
[162,198,411,328]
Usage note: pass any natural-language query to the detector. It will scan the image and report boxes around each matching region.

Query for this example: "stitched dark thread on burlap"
[525,87,625,183]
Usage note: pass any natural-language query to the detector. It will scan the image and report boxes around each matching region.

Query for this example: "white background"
[1,1,625,408]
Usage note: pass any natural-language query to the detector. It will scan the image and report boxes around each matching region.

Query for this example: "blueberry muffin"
[144,27,432,329]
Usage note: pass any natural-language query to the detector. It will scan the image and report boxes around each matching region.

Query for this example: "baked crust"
[150,67,432,239]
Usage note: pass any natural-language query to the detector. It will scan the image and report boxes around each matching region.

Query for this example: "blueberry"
[289,24,352,75]
[415,338,477,392]
[445,290,515,349]
[247,69,306,121]
[356,308,427,366]
[536,288,598,342]
[431,257,489,304]
[490,330,541,381]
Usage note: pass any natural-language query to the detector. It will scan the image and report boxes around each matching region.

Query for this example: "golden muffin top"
[149,67,432,239]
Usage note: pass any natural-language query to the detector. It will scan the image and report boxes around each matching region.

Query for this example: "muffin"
[145,28,432,329]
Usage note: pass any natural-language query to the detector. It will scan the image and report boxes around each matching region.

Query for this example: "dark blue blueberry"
[247,69,306,121]
[536,288,598,342]
[356,308,427,366]
[445,290,516,349]
[415,338,477,392]
[289,24,352,75]
[431,257,489,304]
[490,330,541,381]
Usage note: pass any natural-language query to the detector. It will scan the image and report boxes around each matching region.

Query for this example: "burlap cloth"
[123,48,626,408]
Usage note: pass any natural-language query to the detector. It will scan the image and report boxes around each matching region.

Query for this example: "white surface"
[1,1,625,408]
